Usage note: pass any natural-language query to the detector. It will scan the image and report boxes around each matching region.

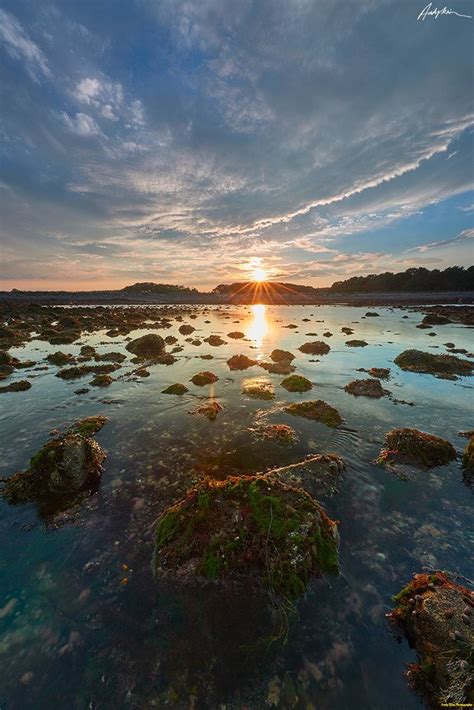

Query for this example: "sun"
[252,266,267,282]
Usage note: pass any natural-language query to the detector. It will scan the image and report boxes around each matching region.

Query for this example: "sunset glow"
[252,267,267,283]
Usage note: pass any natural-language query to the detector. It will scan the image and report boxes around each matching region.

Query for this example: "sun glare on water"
[247,303,268,350]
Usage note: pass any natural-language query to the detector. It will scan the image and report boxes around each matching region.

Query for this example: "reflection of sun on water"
[247,303,268,352]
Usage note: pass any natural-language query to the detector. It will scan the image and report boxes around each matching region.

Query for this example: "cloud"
[406,228,474,253]
[0,9,51,82]
[60,111,102,137]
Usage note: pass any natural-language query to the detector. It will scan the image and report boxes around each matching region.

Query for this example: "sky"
[0,0,473,291]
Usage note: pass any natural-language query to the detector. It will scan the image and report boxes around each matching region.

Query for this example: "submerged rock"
[270,349,295,363]
[125,334,165,359]
[394,349,473,378]
[162,383,188,395]
[268,454,345,497]
[280,374,313,392]
[299,341,330,356]
[227,354,257,370]
[344,378,388,398]
[242,381,275,400]
[2,429,106,505]
[285,400,342,427]
[380,428,456,468]
[191,371,219,386]
[389,572,473,707]
[153,475,339,599]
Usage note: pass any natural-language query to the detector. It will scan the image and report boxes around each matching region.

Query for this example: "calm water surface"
[0,304,472,709]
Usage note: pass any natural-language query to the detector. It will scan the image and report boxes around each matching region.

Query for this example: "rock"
[344,378,388,398]
[94,351,127,363]
[227,354,257,370]
[70,416,108,437]
[135,368,150,377]
[260,424,297,445]
[380,428,456,468]
[79,345,96,359]
[165,335,178,345]
[227,331,245,339]
[0,380,31,393]
[462,436,474,476]
[259,361,295,375]
[242,381,275,400]
[56,364,119,380]
[2,431,106,504]
[194,400,223,420]
[365,312,380,317]
[345,339,368,347]
[179,324,195,335]
[389,572,473,707]
[0,350,15,379]
[191,371,219,386]
[125,334,165,359]
[394,349,473,378]
[162,383,189,395]
[341,327,354,335]
[369,367,390,379]
[285,400,342,427]
[280,374,313,392]
[422,314,452,325]
[204,335,226,346]
[299,341,330,356]
[90,374,113,387]
[323,331,333,337]
[270,349,295,363]
[153,475,339,599]
[267,454,345,498]
[46,351,75,366]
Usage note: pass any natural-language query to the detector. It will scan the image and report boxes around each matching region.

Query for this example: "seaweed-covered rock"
[194,400,223,420]
[164,335,178,345]
[2,431,106,504]
[365,312,380,317]
[369,367,390,379]
[389,572,473,707]
[270,349,295,363]
[94,351,127,363]
[227,331,245,339]
[162,383,188,395]
[299,341,330,356]
[90,374,113,387]
[125,334,165,359]
[280,374,312,392]
[341,327,354,335]
[179,324,195,335]
[0,350,15,379]
[56,364,119,380]
[70,416,108,437]
[227,354,257,371]
[345,339,368,347]
[285,400,342,427]
[260,424,297,445]
[344,378,387,398]
[46,351,75,366]
[422,314,452,325]
[153,475,339,599]
[380,428,456,468]
[394,350,473,378]
[191,371,219,386]
[259,361,295,375]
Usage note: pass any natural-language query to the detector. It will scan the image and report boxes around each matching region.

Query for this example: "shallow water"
[0,304,472,709]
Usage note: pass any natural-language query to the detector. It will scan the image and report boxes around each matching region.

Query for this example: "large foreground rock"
[125,334,165,359]
[154,475,339,599]
[1,420,107,505]
[389,572,473,707]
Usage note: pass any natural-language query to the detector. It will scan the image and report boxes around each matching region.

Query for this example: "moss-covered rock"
[299,341,330,356]
[280,374,313,392]
[153,475,339,599]
[164,335,178,345]
[70,416,108,437]
[260,424,297,445]
[227,331,245,339]
[94,351,127,363]
[389,572,473,708]
[270,349,295,363]
[2,431,106,505]
[394,349,473,378]
[380,428,456,468]
[259,361,295,375]
[194,400,223,420]
[344,378,388,398]
[90,374,113,387]
[242,381,275,400]
[125,334,165,359]
[162,383,189,395]
[179,324,195,335]
[204,335,226,347]
[191,371,219,386]
[227,354,257,370]
[285,400,342,427]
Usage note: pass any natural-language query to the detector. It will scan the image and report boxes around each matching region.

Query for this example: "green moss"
[156,510,182,548]
[200,552,222,579]
[280,374,312,392]
[313,527,339,575]
[71,416,108,437]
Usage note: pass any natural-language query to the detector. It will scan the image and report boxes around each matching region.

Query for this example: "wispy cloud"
[0,9,51,82]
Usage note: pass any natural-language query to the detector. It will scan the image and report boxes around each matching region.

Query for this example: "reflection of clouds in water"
[247,304,268,352]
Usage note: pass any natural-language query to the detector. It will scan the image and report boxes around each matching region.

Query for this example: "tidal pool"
[0,304,472,709]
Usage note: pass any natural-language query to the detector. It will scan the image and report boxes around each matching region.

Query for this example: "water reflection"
[247,304,268,352]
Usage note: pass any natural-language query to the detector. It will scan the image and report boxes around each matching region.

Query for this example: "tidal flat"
[0,302,472,709]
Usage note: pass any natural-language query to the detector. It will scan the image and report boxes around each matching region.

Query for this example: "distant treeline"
[329,266,474,293]
[121,282,198,294]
